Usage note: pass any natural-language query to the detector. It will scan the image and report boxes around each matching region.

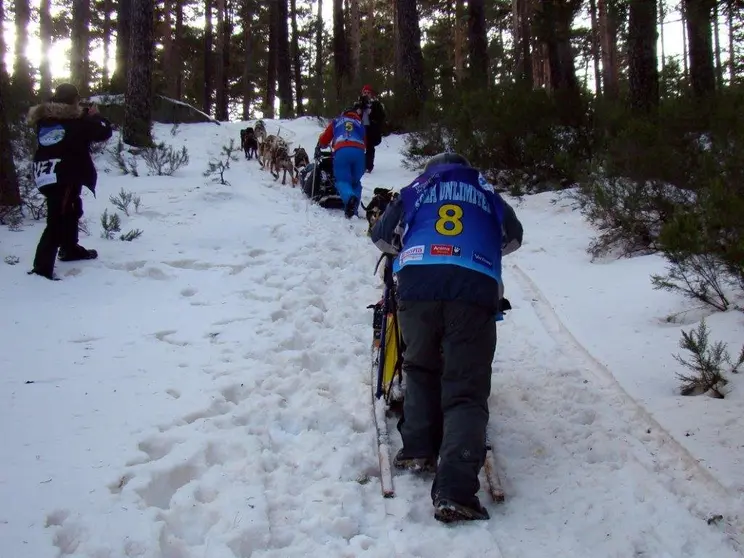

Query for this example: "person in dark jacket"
[27,83,113,280]
[357,85,385,173]
[370,152,523,523]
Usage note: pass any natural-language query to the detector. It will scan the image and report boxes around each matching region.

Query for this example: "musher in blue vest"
[316,105,366,218]
[370,152,523,523]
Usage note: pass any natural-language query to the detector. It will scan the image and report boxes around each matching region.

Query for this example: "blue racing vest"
[393,165,505,283]
[332,116,365,148]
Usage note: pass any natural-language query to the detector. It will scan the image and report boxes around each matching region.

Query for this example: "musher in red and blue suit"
[316,105,366,218]
[369,152,523,523]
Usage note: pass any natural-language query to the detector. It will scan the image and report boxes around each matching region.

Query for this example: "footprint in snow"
[132,266,172,281]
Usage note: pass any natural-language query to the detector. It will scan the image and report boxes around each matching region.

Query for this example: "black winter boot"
[433,497,490,523]
[59,246,98,261]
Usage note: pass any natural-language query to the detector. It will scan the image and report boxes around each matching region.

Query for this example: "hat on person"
[361,85,373,96]
[50,83,80,105]
[424,152,471,173]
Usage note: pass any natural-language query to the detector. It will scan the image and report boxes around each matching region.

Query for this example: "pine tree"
[0,77,21,207]
[628,0,659,113]
[123,0,154,147]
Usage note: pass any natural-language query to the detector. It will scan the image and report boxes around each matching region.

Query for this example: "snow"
[1,116,743,558]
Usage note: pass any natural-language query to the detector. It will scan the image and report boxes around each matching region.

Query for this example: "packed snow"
[1,116,743,558]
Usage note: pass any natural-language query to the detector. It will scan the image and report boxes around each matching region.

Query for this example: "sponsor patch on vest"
[400,245,425,264]
[38,125,65,146]
[430,244,461,256]
[472,251,493,269]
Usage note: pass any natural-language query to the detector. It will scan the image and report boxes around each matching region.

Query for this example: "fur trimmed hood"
[27,102,84,126]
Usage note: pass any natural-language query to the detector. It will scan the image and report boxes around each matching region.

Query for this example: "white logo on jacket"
[38,125,65,146]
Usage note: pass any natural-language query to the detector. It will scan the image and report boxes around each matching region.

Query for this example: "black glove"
[499,298,512,313]
[314,144,322,159]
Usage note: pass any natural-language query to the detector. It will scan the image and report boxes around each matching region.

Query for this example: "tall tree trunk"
[364,0,374,74]
[349,0,360,82]
[0,0,18,208]
[467,0,489,88]
[454,0,465,82]
[242,0,253,119]
[396,0,425,120]
[39,0,53,98]
[659,0,665,75]
[392,0,402,76]
[290,0,304,115]
[681,0,689,79]
[713,2,723,88]
[0,0,5,83]
[277,0,293,116]
[111,0,132,94]
[597,0,619,98]
[222,8,231,116]
[265,0,278,117]
[203,0,214,116]
[332,0,349,107]
[71,0,91,95]
[588,0,601,95]
[684,0,716,98]
[628,0,659,114]
[512,0,533,86]
[123,0,154,147]
[314,0,324,114]
[727,0,734,83]
[174,0,184,99]
[0,77,21,208]
[537,0,579,92]
[215,0,228,120]
[13,0,34,101]
[102,0,112,89]
[163,0,176,98]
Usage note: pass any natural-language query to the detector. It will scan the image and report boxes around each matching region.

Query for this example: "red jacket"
[318,112,366,152]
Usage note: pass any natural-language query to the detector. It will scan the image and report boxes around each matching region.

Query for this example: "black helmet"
[424,152,470,173]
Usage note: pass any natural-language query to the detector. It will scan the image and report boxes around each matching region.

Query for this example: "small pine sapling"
[78,217,90,236]
[652,254,731,312]
[109,188,141,216]
[110,138,140,176]
[100,209,122,239]
[0,206,23,230]
[203,139,240,186]
[142,142,190,176]
[120,229,144,242]
[674,318,744,398]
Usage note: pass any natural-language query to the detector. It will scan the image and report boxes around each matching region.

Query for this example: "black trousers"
[397,299,497,507]
[33,185,83,275]
[365,143,376,171]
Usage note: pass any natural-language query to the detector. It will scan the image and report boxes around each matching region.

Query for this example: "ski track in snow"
[3,119,742,557]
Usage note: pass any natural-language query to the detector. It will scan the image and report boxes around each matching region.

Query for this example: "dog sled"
[300,147,345,210]
[370,255,405,409]
[368,255,405,498]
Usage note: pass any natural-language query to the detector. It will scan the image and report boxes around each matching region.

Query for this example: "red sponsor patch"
[430,244,453,256]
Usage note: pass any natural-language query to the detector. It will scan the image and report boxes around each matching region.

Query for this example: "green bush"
[402,84,591,194]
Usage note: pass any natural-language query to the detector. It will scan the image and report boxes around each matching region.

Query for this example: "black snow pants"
[397,299,496,508]
[33,184,83,276]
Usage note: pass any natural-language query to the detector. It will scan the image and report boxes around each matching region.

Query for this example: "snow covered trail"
[44,186,740,558]
[3,118,742,558]
[359,266,743,558]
